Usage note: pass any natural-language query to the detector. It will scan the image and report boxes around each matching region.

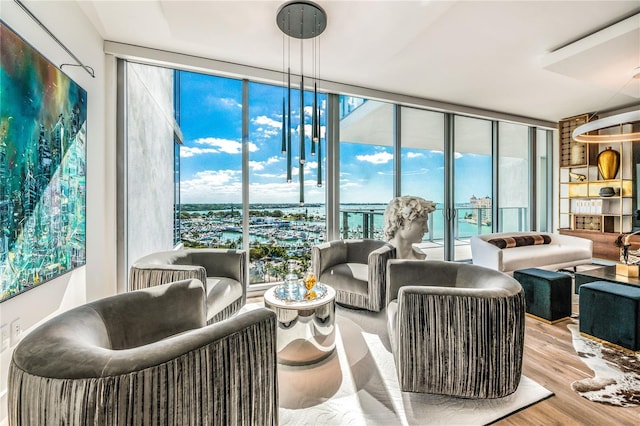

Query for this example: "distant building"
[469,195,492,225]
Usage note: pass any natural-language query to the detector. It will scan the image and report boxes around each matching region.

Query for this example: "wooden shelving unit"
[558,114,634,259]
[559,113,591,168]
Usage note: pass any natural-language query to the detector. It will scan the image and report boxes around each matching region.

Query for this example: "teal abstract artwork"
[1,21,87,302]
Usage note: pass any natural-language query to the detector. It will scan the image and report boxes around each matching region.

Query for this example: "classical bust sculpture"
[383,196,436,260]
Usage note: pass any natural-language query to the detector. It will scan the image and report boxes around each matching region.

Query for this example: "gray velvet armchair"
[129,248,247,324]
[312,239,395,312]
[9,279,278,426]
[386,259,525,398]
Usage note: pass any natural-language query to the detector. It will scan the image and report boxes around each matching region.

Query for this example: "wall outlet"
[0,324,9,352]
[10,318,21,347]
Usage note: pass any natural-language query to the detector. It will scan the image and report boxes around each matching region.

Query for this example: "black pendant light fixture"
[277,1,327,205]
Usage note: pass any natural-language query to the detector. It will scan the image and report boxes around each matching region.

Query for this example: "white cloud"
[258,127,279,138]
[274,166,304,180]
[180,147,220,158]
[252,115,286,141]
[305,160,318,170]
[195,137,240,154]
[186,169,238,186]
[202,96,241,110]
[339,175,362,188]
[192,137,258,154]
[454,152,463,159]
[402,168,429,176]
[243,180,326,204]
[249,156,282,171]
[180,169,242,203]
[249,161,265,171]
[340,181,361,189]
[253,115,281,128]
[356,151,393,164]
[281,160,319,175]
[219,97,241,109]
[304,105,314,117]
[406,152,424,158]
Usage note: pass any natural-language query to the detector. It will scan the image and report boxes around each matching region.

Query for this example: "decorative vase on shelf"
[597,146,620,180]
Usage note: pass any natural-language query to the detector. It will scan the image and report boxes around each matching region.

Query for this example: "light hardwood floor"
[496,309,639,425]
[250,296,640,424]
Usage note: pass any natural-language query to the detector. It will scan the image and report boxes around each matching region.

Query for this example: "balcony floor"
[416,238,472,262]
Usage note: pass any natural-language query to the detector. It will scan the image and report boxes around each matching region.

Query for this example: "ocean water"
[338,203,493,240]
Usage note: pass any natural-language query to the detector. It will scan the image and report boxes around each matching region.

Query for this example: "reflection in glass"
[339,96,393,239]
[537,128,551,232]
[499,122,530,232]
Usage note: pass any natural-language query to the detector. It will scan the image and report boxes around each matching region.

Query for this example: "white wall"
[0,1,114,423]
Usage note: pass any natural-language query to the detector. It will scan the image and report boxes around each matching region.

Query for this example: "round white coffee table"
[263,283,336,365]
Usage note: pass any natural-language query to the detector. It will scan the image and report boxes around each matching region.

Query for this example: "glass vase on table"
[283,260,301,301]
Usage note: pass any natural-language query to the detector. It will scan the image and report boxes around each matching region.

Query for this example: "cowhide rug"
[568,323,640,407]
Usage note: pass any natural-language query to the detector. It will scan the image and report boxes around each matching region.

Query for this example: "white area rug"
[568,323,640,407]
[254,303,554,425]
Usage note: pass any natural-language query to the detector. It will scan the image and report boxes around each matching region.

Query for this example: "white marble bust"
[383,196,436,260]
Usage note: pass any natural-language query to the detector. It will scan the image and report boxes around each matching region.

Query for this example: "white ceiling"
[77,0,640,123]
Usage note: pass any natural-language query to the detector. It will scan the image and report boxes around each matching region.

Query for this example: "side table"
[575,265,640,294]
[263,283,336,365]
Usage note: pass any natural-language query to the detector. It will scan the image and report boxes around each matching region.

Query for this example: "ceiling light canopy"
[277,1,327,39]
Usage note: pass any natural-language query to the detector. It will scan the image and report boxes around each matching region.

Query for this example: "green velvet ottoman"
[579,281,640,352]
[513,268,572,323]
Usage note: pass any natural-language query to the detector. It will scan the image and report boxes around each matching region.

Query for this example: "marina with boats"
[178,201,500,283]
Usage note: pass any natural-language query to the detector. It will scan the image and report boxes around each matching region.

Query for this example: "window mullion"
[242,79,250,257]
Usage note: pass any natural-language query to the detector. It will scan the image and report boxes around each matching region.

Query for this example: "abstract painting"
[1,21,87,302]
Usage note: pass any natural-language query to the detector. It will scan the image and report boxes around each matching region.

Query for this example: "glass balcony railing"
[339,207,529,241]
[340,208,385,240]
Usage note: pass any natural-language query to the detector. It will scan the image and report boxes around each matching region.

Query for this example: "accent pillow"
[487,234,551,249]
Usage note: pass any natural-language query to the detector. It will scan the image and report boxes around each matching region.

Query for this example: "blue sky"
[177,71,491,205]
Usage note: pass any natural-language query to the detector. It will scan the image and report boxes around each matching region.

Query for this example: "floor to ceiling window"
[173,72,328,285]
[176,71,243,251]
[498,122,530,232]
[452,116,493,261]
[339,96,394,240]
[118,59,553,288]
[247,82,327,283]
[400,107,445,260]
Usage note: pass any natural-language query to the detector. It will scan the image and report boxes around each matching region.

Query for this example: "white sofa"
[470,232,593,275]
